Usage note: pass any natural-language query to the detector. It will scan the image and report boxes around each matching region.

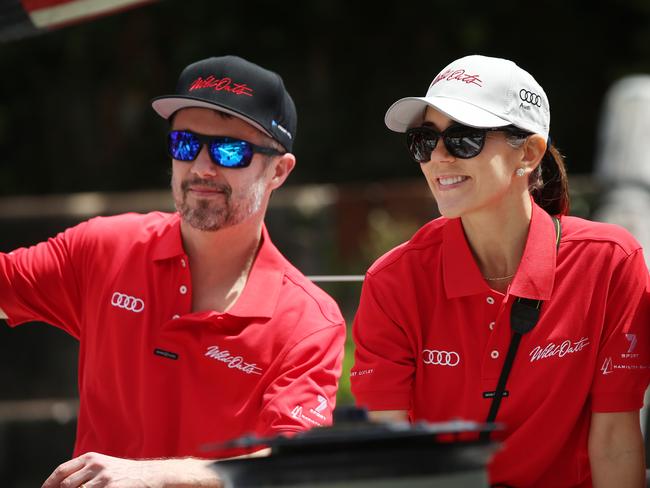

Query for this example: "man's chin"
[176,206,228,232]
[189,222,222,232]
[184,217,224,232]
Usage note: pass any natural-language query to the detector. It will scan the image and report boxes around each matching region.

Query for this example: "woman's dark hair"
[528,143,570,216]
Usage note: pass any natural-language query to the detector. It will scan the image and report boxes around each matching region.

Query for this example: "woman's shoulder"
[560,215,643,255]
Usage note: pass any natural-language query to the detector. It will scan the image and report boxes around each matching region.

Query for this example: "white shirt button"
[488,321,495,330]
[486,296,495,305]
[172,314,180,320]
[179,285,188,295]
[180,258,187,268]
[490,350,499,359]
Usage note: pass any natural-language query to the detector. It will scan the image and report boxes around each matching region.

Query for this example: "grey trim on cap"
[151,96,274,138]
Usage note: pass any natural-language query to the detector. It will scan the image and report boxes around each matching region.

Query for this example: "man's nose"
[190,145,219,177]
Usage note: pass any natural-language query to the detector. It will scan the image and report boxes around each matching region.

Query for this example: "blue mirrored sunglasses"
[168,130,283,168]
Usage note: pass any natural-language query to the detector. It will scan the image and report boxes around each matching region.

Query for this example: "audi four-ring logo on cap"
[111,292,145,313]
[519,89,542,107]
[422,349,460,366]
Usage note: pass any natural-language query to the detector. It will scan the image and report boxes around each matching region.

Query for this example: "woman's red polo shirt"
[351,202,649,487]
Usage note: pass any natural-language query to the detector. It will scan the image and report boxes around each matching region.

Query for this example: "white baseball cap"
[384,55,550,140]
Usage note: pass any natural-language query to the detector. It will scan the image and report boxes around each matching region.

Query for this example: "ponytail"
[529,143,570,216]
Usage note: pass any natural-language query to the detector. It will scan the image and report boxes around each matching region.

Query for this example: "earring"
[515,168,526,177]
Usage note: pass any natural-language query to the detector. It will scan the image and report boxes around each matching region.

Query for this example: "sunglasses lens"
[210,139,254,168]
[407,129,439,163]
[443,127,486,159]
[168,131,201,161]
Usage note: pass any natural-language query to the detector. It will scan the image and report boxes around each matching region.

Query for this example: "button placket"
[172,255,191,319]
[481,294,509,380]
[486,296,497,334]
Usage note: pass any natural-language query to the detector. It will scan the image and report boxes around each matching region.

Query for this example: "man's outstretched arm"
[41,448,274,487]
[41,452,223,488]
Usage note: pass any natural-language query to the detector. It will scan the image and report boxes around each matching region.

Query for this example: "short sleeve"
[0,221,88,338]
[350,274,415,411]
[591,248,650,412]
[255,323,346,436]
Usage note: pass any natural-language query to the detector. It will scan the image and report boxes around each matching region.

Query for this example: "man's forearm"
[41,452,223,488]
[147,458,223,488]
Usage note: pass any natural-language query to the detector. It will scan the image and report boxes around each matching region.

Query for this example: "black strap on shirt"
[480,216,561,443]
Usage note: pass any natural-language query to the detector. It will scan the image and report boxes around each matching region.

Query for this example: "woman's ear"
[521,134,547,171]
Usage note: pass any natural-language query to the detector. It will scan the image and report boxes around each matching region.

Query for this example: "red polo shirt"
[0,212,346,459]
[351,202,649,487]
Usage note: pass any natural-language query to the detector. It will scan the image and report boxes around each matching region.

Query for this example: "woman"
[350,55,649,487]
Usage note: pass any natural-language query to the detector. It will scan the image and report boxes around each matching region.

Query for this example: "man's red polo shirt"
[351,202,649,487]
[0,212,346,459]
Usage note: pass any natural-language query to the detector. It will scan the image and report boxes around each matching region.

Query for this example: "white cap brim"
[385,96,512,133]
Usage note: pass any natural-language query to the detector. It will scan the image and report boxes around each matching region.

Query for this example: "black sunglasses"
[168,130,283,168]
[405,124,530,163]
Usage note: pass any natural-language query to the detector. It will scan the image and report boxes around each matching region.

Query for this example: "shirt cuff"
[591,390,646,412]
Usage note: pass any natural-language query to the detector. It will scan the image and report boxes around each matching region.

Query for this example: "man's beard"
[173,177,265,232]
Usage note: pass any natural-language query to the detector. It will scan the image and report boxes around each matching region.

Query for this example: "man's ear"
[268,153,296,190]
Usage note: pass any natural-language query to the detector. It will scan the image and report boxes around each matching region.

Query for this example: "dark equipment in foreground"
[211,407,497,487]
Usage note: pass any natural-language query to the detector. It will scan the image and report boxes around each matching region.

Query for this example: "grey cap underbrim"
[151,96,274,138]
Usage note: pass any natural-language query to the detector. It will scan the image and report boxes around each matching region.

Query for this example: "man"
[0,55,346,487]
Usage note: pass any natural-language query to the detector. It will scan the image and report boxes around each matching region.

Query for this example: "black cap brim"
[151,95,274,139]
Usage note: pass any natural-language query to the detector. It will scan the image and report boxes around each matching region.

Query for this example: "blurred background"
[1,0,650,485]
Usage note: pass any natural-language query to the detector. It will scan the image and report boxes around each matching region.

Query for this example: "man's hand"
[41,452,222,488]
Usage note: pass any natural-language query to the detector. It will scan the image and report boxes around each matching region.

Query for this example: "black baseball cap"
[152,55,297,152]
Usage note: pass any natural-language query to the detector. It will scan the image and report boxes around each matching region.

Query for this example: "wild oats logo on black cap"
[186,75,254,97]
[152,55,297,152]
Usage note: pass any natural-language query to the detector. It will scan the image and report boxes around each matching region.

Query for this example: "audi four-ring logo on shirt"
[422,349,460,366]
[110,292,145,313]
